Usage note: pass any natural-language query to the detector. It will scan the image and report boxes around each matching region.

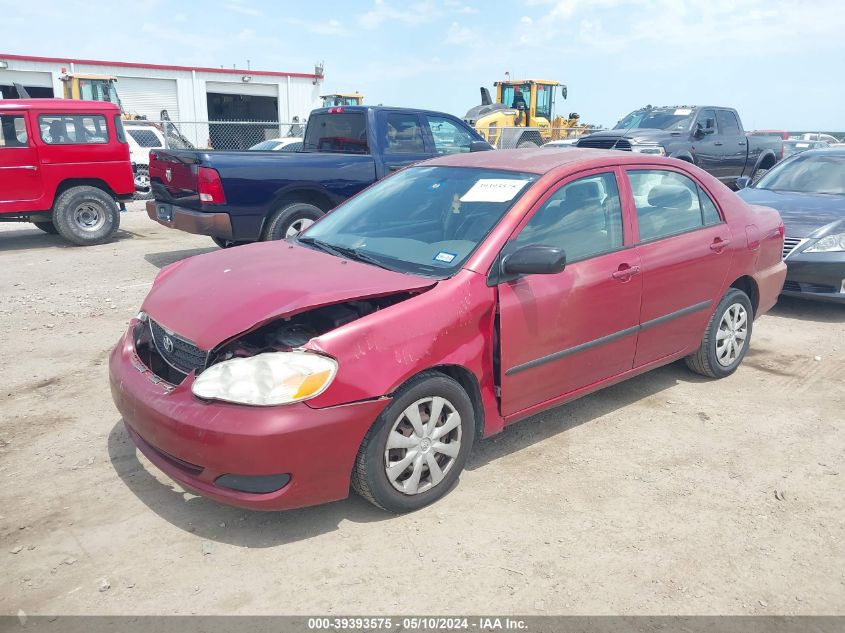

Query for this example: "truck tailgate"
[149,150,204,206]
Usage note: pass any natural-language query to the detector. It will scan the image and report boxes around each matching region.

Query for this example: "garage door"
[206,81,278,98]
[116,76,179,121]
[0,70,54,88]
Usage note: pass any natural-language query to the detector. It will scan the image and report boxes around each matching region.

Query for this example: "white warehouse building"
[0,53,324,148]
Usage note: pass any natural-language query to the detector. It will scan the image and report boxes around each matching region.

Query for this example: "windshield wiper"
[296,236,346,258]
[297,237,397,272]
[329,244,398,272]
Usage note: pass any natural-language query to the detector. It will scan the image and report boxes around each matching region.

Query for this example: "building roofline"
[0,53,323,80]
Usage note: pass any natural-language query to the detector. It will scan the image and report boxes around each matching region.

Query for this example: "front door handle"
[714,142,723,146]
[612,264,641,281]
[710,237,731,252]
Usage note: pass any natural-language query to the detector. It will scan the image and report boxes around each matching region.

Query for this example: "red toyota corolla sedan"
[110,149,786,513]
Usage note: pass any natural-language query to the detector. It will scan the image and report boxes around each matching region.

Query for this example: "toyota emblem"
[165,168,172,182]
[162,335,174,353]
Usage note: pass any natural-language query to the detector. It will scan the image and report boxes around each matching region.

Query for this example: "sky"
[2,0,845,130]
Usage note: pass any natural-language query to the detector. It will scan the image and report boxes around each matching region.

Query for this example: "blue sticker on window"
[433,251,457,264]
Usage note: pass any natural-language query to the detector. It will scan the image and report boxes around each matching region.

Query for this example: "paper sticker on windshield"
[433,251,457,264]
[674,108,692,115]
[460,179,530,203]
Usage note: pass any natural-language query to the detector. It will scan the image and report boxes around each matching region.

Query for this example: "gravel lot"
[1,204,843,616]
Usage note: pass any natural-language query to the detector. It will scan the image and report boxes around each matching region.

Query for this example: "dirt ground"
[1,204,843,616]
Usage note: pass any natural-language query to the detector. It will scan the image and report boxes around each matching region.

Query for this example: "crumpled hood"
[737,187,845,238]
[142,241,436,350]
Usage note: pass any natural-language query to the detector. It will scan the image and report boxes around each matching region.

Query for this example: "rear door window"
[384,113,426,154]
[39,114,109,144]
[628,169,722,241]
[303,112,369,154]
[0,115,28,147]
[716,110,741,136]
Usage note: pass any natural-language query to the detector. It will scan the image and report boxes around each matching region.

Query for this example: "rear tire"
[517,140,539,149]
[752,168,769,184]
[33,221,59,234]
[351,372,475,513]
[52,186,120,246]
[262,202,323,241]
[685,288,753,379]
[132,166,153,200]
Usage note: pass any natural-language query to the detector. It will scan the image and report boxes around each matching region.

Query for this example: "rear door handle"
[612,264,641,281]
[714,142,723,146]
[710,238,731,252]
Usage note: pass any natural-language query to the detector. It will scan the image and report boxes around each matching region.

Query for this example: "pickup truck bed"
[147,106,489,245]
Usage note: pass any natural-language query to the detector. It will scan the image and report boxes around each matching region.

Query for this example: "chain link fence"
[123,119,306,152]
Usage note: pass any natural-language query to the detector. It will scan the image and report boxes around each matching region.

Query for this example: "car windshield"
[614,108,694,131]
[755,153,845,195]
[298,166,538,277]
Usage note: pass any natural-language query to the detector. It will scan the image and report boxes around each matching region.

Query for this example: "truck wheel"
[132,166,153,200]
[262,202,323,240]
[752,168,769,184]
[33,221,59,234]
[517,140,539,149]
[52,186,120,246]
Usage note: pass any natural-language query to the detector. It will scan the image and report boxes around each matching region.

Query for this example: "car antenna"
[611,107,646,151]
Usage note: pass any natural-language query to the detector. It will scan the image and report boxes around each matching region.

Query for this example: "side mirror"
[693,126,706,140]
[502,245,567,276]
[470,140,493,152]
[561,85,568,99]
[735,176,752,190]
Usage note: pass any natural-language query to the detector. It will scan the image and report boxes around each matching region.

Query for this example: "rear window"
[0,114,28,147]
[303,112,369,154]
[127,128,162,148]
[39,114,109,145]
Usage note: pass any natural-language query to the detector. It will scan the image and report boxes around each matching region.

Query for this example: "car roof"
[789,147,845,156]
[309,105,461,117]
[423,147,684,174]
[0,99,121,112]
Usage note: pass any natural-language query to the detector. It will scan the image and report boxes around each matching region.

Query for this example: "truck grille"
[782,237,805,259]
[577,137,632,150]
[149,319,209,376]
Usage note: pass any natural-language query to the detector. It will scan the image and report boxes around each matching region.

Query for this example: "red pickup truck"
[0,99,135,245]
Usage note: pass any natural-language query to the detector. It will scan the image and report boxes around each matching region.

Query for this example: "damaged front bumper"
[108,324,391,511]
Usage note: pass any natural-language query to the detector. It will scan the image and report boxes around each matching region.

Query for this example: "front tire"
[685,288,753,378]
[52,186,120,246]
[352,372,475,513]
[262,202,323,241]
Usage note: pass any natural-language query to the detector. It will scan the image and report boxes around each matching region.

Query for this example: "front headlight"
[631,144,666,155]
[192,351,338,406]
[805,232,845,253]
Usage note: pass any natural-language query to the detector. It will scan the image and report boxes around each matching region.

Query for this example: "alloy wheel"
[285,218,315,237]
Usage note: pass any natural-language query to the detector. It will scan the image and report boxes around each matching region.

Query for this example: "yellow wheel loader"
[463,79,588,148]
[320,92,364,107]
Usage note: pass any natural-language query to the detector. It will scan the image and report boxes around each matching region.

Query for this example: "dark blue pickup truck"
[146,106,490,246]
